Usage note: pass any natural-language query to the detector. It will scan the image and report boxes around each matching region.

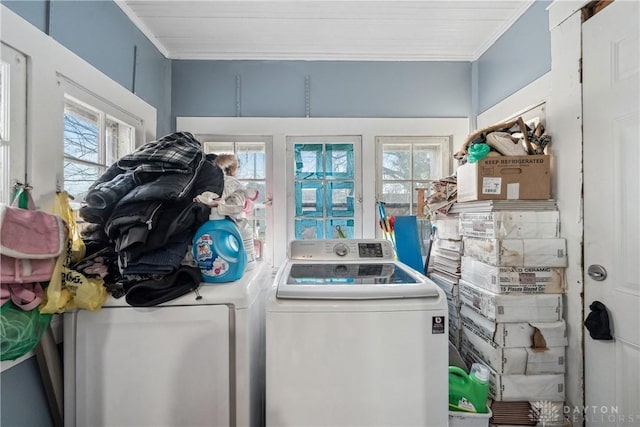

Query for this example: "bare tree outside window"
[63,97,133,204]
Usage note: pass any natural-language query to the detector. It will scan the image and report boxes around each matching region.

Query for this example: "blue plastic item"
[393,215,424,272]
[192,217,247,283]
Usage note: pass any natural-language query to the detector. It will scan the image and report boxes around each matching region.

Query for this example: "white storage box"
[462,237,568,267]
[459,211,560,239]
[486,366,565,401]
[461,326,565,375]
[460,304,568,348]
[461,256,564,294]
[449,408,492,427]
[433,247,461,262]
[430,271,460,305]
[433,256,461,275]
[434,238,463,253]
[459,280,563,323]
[435,217,461,240]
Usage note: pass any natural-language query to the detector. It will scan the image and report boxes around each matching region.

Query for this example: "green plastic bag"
[0,301,52,361]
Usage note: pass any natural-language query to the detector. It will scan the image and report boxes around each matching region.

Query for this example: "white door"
[583,1,640,424]
[0,42,27,203]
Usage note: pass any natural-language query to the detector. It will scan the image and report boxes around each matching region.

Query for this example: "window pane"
[413,145,441,180]
[294,144,324,179]
[326,219,354,239]
[203,141,234,153]
[106,116,133,164]
[241,181,266,204]
[325,144,354,179]
[0,145,8,204]
[236,142,266,180]
[382,144,411,180]
[382,182,412,217]
[64,160,102,202]
[64,100,99,163]
[295,181,323,217]
[295,219,323,239]
[0,62,7,141]
[0,62,8,203]
[327,181,354,217]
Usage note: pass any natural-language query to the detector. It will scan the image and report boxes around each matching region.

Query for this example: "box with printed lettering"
[457,155,551,203]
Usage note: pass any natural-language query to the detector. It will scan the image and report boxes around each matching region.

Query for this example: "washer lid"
[277,262,440,299]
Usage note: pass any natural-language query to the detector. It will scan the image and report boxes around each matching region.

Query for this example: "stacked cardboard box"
[453,202,568,424]
[428,215,463,346]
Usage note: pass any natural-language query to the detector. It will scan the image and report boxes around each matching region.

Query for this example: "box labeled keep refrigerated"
[457,155,551,203]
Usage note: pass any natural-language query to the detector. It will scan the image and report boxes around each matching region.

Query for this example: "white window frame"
[286,135,363,241]
[177,117,469,269]
[0,43,26,205]
[61,77,143,203]
[376,135,452,216]
[196,134,273,260]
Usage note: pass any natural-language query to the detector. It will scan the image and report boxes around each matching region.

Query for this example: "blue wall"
[1,0,172,137]
[1,357,54,426]
[475,0,551,114]
[172,60,472,124]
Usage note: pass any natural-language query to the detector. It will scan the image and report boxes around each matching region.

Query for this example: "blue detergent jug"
[192,217,247,283]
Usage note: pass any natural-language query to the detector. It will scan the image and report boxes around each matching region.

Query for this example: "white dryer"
[63,261,271,427]
[266,239,448,427]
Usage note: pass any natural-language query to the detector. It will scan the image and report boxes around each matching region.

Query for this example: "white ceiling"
[116,0,535,61]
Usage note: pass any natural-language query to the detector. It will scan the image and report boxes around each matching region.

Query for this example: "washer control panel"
[289,239,395,261]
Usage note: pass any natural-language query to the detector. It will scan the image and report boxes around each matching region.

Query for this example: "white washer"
[63,262,271,427]
[266,239,448,427]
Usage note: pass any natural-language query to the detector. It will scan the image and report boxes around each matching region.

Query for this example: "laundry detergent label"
[195,235,230,277]
[432,316,445,334]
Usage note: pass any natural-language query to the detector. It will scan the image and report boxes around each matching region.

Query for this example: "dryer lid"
[277,261,440,299]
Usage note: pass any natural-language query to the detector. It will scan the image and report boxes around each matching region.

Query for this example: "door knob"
[587,264,607,281]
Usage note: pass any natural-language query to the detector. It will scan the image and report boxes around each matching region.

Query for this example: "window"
[0,60,9,203]
[63,96,134,203]
[377,136,450,217]
[288,136,361,240]
[177,117,467,268]
[0,43,26,205]
[376,136,451,250]
[0,61,7,141]
[198,136,269,248]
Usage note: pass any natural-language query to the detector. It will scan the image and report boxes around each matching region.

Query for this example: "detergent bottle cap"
[470,363,490,383]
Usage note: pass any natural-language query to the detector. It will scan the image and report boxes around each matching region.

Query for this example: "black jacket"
[80,132,225,266]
